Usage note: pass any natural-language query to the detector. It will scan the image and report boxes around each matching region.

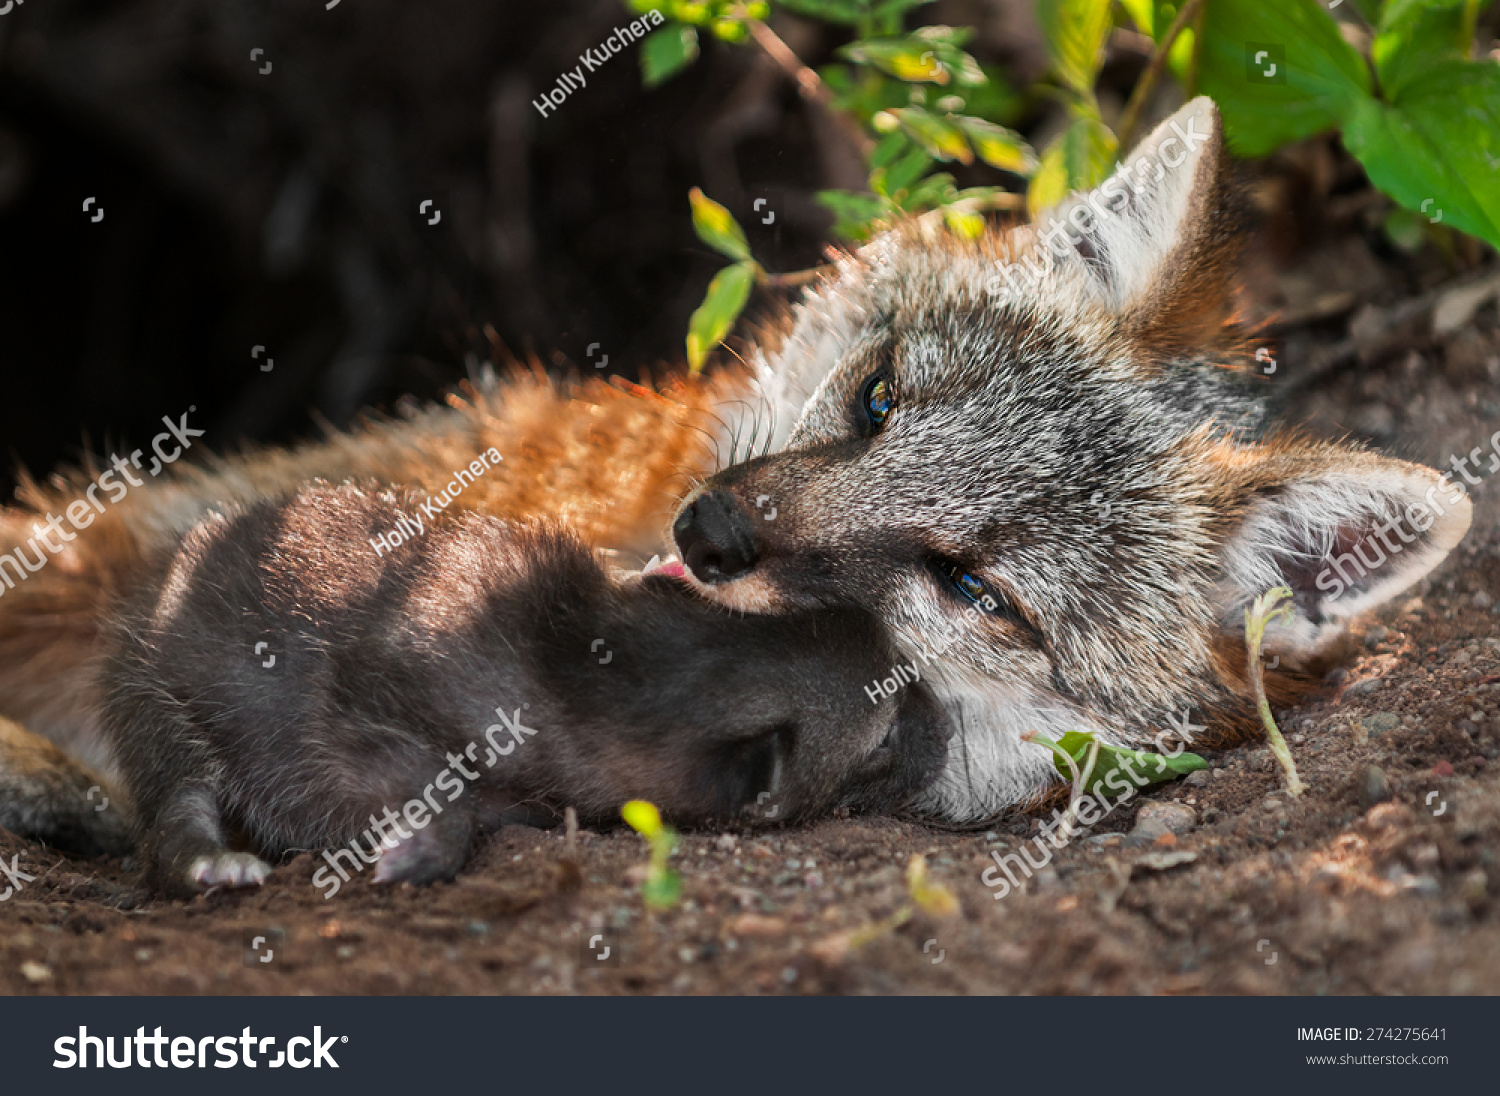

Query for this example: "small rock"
[1363,711,1401,735]
[1263,798,1283,811]
[1347,676,1383,697]
[1134,849,1198,873]
[1460,869,1489,911]
[1359,764,1391,807]
[1185,769,1211,788]
[1474,591,1493,610]
[714,834,737,852]
[1365,802,1414,830]
[1085,832,1124,849]
[1403,874,1442,898]
[1453,650,1473,667]
[1434,760,1454,777]
[1134,801,1197,836]
[726,914,788,937]
[19,961,52,984]
[1364,625,1389,649]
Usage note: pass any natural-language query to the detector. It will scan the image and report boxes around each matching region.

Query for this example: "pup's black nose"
[673,490,759,583]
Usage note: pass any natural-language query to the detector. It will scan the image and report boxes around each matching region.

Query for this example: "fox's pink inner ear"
[1211,451,1473,661]
[1043,96,1243,354]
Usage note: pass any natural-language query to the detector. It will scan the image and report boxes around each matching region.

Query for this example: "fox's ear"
[1043,97,1242,353]
[1210,444,1473,661]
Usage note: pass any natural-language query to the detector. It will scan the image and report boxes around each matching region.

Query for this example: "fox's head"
[669,98,1472,822]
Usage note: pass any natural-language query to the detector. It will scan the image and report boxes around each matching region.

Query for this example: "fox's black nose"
[673,490,758,583]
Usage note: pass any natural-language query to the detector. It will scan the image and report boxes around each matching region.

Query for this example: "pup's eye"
[862,374,894,431]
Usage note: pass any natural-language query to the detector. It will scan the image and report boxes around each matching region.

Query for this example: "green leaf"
[872,143,933,195]
[838,30,985,87]
[842,38,949,82]
[1033,731,1208,797]
[1373,0,1471,100]
[949,62,1025,126]
[1189,0,1374,157]
[942,206,985,238]
[775,0,936,25]
[1035,0,1112,97]
[642,869,683,909]
[686,260,757,371]
[1119,0,1154,36]
[816,189,890,240]
[641,24,700,87]
[1026,112,1117,216]
[688,187,750,261]
[621,798,664,837]
[892,106,972,162]
[1343,60,1500,250]
[902,171,958,209]
[664,1,711,24]
[955,117,1037,174]
[1382,205,1429,253]
[869,129,912,169]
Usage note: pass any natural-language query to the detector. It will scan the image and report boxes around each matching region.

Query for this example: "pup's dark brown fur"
[98,483,950,896]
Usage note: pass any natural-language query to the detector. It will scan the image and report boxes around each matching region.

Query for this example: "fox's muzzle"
[673,489,759,583]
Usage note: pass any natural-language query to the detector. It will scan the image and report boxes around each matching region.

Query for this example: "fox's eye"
[862,375,894,431]
[938,559,992,608]
[930,556,1043,645]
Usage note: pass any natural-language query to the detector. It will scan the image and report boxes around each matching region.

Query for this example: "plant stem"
[1244,588,1305,797]
[759,265,835,289]
[743,16,876,159]
[1115,0,1208,151]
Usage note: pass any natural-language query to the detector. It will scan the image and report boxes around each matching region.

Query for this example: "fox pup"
[99,482,950,895]
[0,97,1471,851]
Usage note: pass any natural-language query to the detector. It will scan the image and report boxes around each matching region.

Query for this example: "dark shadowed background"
[0,0,1044,492]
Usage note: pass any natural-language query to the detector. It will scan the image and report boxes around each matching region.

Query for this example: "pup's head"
[519,551,954,825]
[669,99,1470,818]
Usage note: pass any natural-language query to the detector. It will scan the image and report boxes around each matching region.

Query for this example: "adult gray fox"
[0,98,1470,863]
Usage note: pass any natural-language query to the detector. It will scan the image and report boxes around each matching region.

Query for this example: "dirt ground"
[3,160,1500,996]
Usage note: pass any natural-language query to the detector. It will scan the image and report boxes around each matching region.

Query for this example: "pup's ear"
[1208,441,1474,662]
[1040,97,1242,353]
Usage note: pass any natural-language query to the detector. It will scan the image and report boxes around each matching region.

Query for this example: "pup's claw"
[186,851,271,890]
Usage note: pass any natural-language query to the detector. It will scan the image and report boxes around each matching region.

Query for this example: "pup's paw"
[371,827,465,887]
[185,851,271,891]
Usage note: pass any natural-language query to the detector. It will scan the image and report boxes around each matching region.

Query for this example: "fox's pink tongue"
[642,555,688,579]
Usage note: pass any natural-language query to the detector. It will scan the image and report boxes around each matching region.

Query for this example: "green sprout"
[1245,586,1305,797]
[1024,728,1207,839]
[621,798,683,909]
